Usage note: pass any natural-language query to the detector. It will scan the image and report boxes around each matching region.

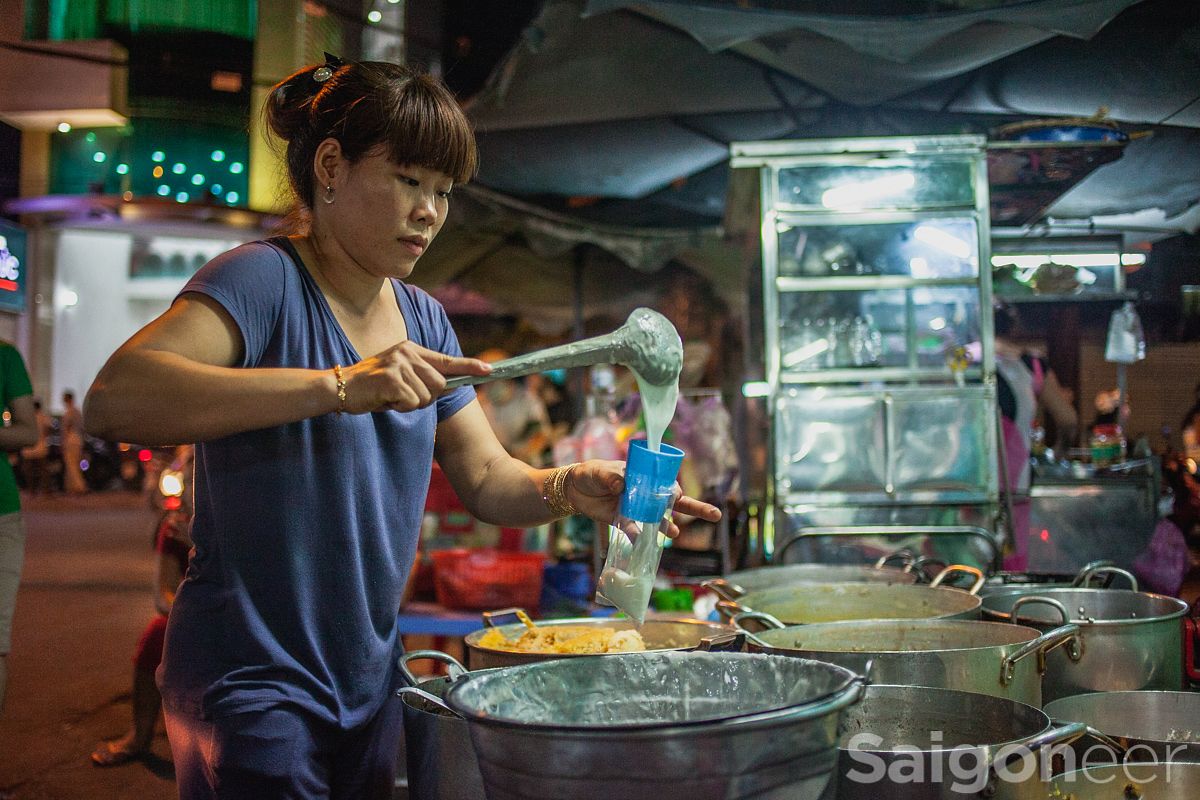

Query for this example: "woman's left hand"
[564,460,722,538]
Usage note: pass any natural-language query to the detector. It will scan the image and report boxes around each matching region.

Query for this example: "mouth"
[398,236,427,256]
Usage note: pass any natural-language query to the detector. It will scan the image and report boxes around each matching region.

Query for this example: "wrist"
[313,368,342,416]
[542,463,580,518]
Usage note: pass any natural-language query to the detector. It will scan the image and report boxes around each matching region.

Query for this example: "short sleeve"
[179,241,287,367]
[0,345,32,407]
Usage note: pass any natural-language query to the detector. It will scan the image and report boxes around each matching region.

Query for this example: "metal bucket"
[704,547,921,599]
[444,651,866,800]
[716,569,984,626]
[981,589,1188,701]
[1044,691,1200,763]
[1048,763,1200,799]
[465,608,739,669]
[837,685,1086,799]
[737,615,1080,707]
[397,651,487,800]
[978,563,1131,597]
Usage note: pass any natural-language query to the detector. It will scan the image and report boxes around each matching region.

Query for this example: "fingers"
[412,344,492,377]
[674,495,722,523]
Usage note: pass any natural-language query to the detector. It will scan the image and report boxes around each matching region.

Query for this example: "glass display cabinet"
[731,136,1002,570]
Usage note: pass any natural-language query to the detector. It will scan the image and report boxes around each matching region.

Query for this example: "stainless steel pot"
[444,651,867,800]
[979,563,1132,598]
[464,607,740,669]
[981,589,1189,701]
[1048,763,1200,799]
[837,684,1086,799]
[396,651,487,800]
[715,566,985,626]
[736,615,1080,707]
[703,546,922,599]
[1044,691,1200,763]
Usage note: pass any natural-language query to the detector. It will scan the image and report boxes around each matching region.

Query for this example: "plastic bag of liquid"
[1104,301,1146,364]
[595,440,683,623]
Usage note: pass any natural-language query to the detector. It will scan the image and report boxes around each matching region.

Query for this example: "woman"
[993,302,1077,570]
[84,57,719,799]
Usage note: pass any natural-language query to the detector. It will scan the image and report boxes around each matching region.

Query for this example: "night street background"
[0,493,176,799]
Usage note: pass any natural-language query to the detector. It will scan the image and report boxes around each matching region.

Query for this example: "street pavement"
[0,491,176,800]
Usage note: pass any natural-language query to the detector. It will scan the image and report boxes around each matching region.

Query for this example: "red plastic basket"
[430,548,546,611]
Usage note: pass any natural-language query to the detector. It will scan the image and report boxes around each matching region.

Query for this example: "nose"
[411,191,438,227]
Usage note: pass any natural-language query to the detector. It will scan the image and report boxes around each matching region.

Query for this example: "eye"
[437,187,454,199]
[397,174,420,188]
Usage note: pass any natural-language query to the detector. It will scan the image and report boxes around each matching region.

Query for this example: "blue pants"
[165,692,404,800]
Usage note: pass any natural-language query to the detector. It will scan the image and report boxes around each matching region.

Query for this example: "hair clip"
[313,52,345,84]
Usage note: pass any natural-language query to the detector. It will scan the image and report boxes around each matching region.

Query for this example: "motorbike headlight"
[159,470,185,498]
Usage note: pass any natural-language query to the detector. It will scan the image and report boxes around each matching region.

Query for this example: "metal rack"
[732,135,1002,570]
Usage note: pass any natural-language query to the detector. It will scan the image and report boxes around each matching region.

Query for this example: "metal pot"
[1048,763,1200,799]
[1044,691,1200,763]
[704,546,922,599]
[464,607,740,669]
[979,563,1131,598]
[396,651,487,800]
[981,589,1189,701]
[837,684,1086,799]
[736,615,1081,707]
[444,651,867,800]
[716,566,985,626]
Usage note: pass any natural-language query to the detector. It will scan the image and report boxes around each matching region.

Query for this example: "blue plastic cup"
[619,440,684,523]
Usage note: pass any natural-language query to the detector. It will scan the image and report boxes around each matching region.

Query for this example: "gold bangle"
[332,364,347,414]
[542,463,580,518]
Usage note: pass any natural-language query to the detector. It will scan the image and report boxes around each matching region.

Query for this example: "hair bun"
[265,67,321,144]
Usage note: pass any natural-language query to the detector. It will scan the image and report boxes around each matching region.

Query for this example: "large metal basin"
[1049,763,1200,799]
[982,588,1188,701]
[837,685,1085,799]
[738,616,1080,707]
[464,608,738,669]
[718,581,982,626]
[708,562,918,599]
[444,651,866,800]
[1044,691,1200,763]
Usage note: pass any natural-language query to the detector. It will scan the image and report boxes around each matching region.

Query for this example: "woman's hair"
[993,300,1019,338]
[265,60,477,210]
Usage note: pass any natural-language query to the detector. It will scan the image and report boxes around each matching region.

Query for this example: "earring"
[323,184,335,204]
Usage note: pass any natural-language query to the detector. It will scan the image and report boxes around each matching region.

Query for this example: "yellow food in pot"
[477,625,647,654]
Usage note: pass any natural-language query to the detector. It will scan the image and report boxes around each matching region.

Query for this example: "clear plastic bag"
[1104,301,1146,364]
[595,441,683,623]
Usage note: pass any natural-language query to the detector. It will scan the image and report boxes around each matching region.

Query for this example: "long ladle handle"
[446,334,622,389]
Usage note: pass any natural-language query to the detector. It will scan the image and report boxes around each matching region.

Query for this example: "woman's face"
[322,146,454,280]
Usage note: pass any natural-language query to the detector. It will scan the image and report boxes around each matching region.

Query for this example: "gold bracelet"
[332,364,347,414]
[542,463,580,518]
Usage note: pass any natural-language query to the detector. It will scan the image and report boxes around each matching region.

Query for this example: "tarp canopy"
[417,0,1200,324]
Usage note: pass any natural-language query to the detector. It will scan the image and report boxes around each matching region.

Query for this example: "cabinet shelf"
[776,275,979,292]
[779,366,983,384]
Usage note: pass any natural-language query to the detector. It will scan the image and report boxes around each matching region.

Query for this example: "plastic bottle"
[595,440,684,623]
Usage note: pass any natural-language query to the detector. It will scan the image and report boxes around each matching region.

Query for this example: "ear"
[313,138,345,190]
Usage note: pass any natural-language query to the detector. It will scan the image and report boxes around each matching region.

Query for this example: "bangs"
[380,75,477,184]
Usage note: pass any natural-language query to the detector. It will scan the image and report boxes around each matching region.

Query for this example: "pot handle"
[1187,598,1200,683]
[701,578,746,602]
[873,548,918,572]
[1008,595,1072,627]
[697,631,746,652]
[999,623,1082,685]
[928,564,986,595]
[398,649,468,687]
[911,555,947,584]
[1072,560,1117,586]
[481,607,530,628]
[732,610,786,633]
[396,685,461,718]
[1072,565,1138,591]
[715,599,749,623]
[991,722,1088,770]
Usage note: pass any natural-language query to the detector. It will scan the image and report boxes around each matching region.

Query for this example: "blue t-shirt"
[158,237,475,728]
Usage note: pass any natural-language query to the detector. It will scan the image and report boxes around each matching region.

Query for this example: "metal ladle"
[445,307,683,388]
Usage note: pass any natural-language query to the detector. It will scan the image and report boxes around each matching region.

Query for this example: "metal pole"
[572,246,587,421]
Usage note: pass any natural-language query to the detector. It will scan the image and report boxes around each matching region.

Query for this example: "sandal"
[90,740,145,767]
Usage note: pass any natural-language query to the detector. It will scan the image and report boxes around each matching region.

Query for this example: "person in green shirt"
[0,341,39,711]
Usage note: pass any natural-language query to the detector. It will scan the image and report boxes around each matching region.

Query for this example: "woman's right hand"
[340,341,491,413]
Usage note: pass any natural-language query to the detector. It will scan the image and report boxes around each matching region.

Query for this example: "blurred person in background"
[993,302,1077,570]
[475,348,554,466]
[0,341,39,713]
[18,399,52,494]
[91,446,193,766]
[83,56,720,800]
[60,390,88,494]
